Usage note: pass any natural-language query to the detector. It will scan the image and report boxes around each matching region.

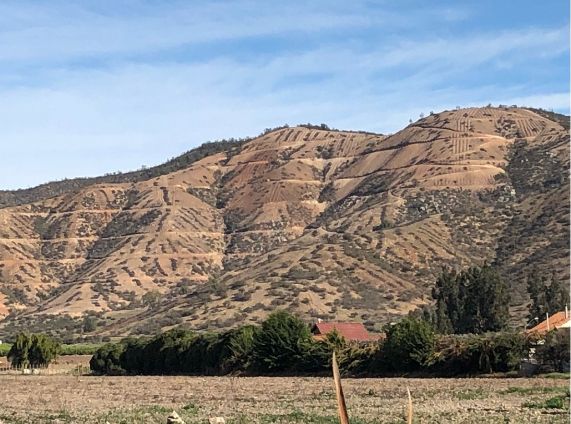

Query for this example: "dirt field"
[0,374,568,423]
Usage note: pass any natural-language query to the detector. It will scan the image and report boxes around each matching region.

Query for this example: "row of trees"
[91,310,539,377]
[8,333,60,368]
[431,265,510,334]
[426,265,569,334]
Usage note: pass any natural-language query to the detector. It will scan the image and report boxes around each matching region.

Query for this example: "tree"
[432,268,459,334]
[527,269,545,321]
[433,266,510,334]
[251,310,312,373]
[82,315,98,333]
[545,274,569,315]
[220,325,258,372]
[527,271,569,321]
[142,290,161,309]
[90,342,126,375]
[536,330,570,372]
[381,317,435,372]
[8,333,60,368]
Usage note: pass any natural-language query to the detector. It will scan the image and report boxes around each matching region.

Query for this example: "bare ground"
[0,375,568,423]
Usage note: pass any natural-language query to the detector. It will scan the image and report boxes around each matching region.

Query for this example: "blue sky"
[1,0,569,190]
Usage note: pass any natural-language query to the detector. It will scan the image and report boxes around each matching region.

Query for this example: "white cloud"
[0,1,568,189]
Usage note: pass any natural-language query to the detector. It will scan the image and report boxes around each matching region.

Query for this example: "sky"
[0,0,569,190]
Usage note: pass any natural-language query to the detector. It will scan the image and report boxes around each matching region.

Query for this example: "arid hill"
[0,106,568,339]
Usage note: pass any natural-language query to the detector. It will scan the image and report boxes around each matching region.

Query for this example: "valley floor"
[0,374,568,423]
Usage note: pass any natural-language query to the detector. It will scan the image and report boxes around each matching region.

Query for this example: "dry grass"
[0,374,568,423]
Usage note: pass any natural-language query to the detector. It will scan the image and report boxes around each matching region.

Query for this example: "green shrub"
[251,310,312,373]
[90,342,125,375]
[219,325,258,373]
[381,317,435,372]
[536,330,570,373]
[432,332,529,374]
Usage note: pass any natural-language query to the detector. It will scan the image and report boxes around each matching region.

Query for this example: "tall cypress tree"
[527,269,546,321]
[527,271,569,321]
[433,265,510,334]
[545,274,569,315]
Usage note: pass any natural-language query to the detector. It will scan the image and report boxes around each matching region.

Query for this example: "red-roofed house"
[311,321,381,342]
[526,310,571,336]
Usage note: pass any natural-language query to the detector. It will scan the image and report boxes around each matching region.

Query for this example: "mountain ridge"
[0,106,568,339]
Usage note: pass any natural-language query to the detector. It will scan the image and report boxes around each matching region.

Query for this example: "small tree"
[142,290,161,309]
[251,310,311,373]
[90,342,126,375]
[536,330,570,373]
[381,317,435,372]
[82,315,98,333]
[8,333,60,368]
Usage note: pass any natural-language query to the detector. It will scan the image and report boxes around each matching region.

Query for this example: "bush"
[381,317,435,372]
[300,330,347,373]
[251,310,312,373]
[8,333,60,368]
[432,332,529,375]
[87,316,531,378]
[90,342,125,375]
[219,325,258,373]
[536,330,570,373]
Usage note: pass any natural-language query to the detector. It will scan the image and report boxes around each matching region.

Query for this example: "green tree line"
[91,310,540,377]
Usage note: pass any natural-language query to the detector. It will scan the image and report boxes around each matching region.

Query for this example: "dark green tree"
[545,274,569,316]
[251,310,312,373]
[535,330,570,372]
[90,342,126,375]
[527,271,569,322]
[433,265,510,334]
[527,270,547,321]
[8,333,60,368]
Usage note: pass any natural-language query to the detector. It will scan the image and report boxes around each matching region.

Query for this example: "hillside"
[0,106,568,339]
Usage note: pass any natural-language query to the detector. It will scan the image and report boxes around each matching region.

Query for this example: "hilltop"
[0,106,568,339]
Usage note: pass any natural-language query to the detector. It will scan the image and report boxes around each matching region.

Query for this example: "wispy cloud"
[0,0,568,190]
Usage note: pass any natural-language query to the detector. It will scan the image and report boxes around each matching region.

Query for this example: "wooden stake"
[406,387,413,424]
[332,351,350,424]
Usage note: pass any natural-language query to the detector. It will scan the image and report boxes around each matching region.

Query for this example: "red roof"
[312,322,379,342]
[527,311,571,335]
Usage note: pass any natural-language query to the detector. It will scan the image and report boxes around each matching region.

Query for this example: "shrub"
[219,325,258,373]
[90,342,125,375]
[251,310,312,373]
[381,317,435,372]
[432,332,529,374]
[536,330,570,373]
[8,333,60,368]
[300,330,347,373]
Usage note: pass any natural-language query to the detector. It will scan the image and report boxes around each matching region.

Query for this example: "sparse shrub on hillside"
[141,290,162,309]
